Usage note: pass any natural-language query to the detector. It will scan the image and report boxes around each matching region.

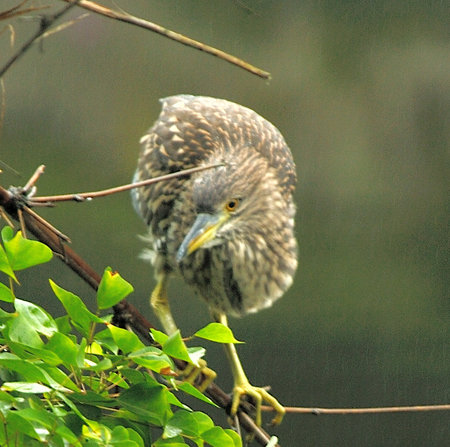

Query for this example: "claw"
[231,381,285,426]
[182,359,217,391]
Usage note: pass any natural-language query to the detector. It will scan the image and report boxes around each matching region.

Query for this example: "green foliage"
[0,229,242,447]
[195,323,243,344]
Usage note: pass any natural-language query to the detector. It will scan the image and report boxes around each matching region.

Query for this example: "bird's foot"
[181,359,217,392]
[231,381,285,426]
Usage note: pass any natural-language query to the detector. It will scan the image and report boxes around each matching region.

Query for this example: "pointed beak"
[176,212,229,262]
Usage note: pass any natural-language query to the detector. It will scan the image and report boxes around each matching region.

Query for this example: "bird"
[132,95,298,426]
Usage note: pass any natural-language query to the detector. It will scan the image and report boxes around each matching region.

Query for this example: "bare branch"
[60,0,271,79]
[38,12,90,40]
[23,164,45,193]
[30,162,225,204]
[0,0,81,79]
[0,1,51,22]
[264,404,450,415]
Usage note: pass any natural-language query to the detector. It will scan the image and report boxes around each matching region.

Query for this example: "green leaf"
[0,353,47,385]
[95,328,119,354]
[97,268,134,310]
[0,239,16,281]
[5,299,58,348]
[1,381,51,394]
[55,425,82,446]
[56,391,90,424]
[9,342,61,366]
[106,372,129,389]
[186,346,205,366]
[0,281,14,302]
[191,411,215,434]
[55,315,72,335]
[153,436,187,447]
[129,346,174,374]
[163,410,216,441]
[107,425,143,447]
[0,352,76,393]
[162,331,194,365]
[38,362,79,392]
[195,323,243,344]
[2,228,52,270]
[69,390,115,408]
[84,357,113,372]
[118,367,145,385]
[176,382,218,407]
[165,390,191,411]
[6,313,44,348]
[0,306,14,323]
[6,411,41,441]
[201,426,236,447]
[117,381,172,426]
[0,226,14,243]
[150,328,168,345]
[0,390,16,403]
[77,337,87,367]
[163,410,196,439]
[126,428,145,447]
[46,332,79,366]
[17,406,58,432]
[50,280,103,336]
[224,429,243,447]
[14,298,58,338]
[108,325,145,354]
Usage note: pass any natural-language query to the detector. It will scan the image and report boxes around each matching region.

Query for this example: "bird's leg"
[214,313,286,426]
[150,274,216,389]
[150,273,178,335]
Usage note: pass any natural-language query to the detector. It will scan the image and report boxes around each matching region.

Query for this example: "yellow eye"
[225,198,239,212]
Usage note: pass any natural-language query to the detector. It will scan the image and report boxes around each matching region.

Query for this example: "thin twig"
[30,162,225,204]
[0,78,5,140]
[262,404,450,415]
[22,205,71,242]
[37,12,90,40]
[0,159,21,177]
[60,0,271,80]
[0,0,81,79]
[17,208,26,236]
[0,207,14,228]
[23,164,45,193]
[0,0,51,21]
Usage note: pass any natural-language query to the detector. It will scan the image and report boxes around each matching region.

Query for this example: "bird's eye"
[225,199,240,212]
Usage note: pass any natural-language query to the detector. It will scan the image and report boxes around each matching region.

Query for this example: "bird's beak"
[176,212,229,262]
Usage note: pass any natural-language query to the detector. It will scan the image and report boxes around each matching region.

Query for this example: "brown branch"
[59,0,271,80]
[0,180,280,447]
[0,0,51,21]
[0,0,81,79]
[30,162,225,204]
[270,404,450,415]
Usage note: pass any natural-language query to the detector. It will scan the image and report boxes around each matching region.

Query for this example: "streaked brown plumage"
[132,95,297,425]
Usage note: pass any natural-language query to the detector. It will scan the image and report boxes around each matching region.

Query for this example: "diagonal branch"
[0,0,81,79]
[59,0,271,79]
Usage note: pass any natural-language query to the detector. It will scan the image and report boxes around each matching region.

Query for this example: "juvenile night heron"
[132,95,297,425]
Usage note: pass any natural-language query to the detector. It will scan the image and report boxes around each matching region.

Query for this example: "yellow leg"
[214,313,285,426]
[181,359,217,391]
[150,274,216,388]
[150,274,178,335]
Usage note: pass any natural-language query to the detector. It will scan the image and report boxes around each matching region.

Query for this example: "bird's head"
[176,154,284,263]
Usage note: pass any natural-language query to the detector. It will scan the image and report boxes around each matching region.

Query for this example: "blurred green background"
[2,0,450,445]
